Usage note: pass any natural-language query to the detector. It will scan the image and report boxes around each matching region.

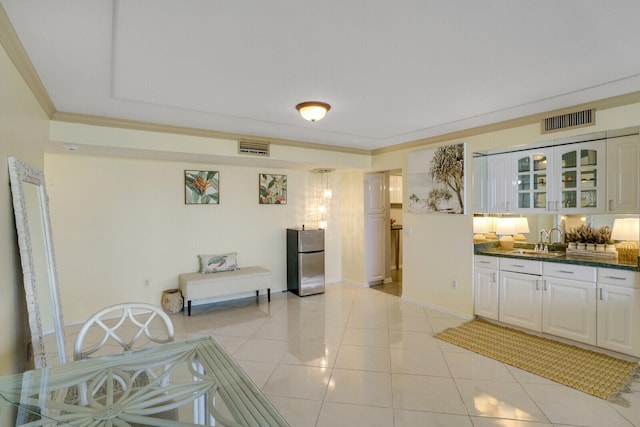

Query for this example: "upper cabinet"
[513,147,555,212]
[486,141,607,213]
[606,134,640,214]
[554,141,605,214]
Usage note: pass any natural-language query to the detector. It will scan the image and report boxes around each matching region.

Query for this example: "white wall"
[45,153,345,323]
[0,45,49,374]
[372,102,640,317]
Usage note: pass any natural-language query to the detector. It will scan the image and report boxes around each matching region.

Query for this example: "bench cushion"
[179,266,272,301]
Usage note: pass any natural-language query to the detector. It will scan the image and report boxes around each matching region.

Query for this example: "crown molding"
[0,4,56,118]
[51,111,372,156]
[372,91,640,155]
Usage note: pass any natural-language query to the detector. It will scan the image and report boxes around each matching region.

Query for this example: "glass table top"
[0,336,289,426]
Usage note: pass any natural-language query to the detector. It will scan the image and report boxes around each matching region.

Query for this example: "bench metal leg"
[268,288,271,302]
[188,300,192,316]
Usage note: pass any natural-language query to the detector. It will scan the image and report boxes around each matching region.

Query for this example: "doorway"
[367,170,403,297]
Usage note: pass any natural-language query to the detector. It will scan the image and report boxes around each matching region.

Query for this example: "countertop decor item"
[495,218,517,251]
[435,319,640,405]
[612,218,640,263]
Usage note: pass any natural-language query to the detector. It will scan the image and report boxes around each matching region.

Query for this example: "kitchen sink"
[508,249,565,258]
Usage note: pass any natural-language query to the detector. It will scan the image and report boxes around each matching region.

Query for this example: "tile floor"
[65,283,640,427]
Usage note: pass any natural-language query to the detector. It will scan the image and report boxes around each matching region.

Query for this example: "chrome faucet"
[539,229,549,245]
[548,227,563,244]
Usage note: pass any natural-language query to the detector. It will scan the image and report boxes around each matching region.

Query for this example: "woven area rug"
[434,318,640,405]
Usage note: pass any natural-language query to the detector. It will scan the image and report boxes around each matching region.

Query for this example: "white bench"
[179,266,272,316]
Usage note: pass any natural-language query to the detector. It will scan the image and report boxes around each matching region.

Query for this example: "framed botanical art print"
[259,174,287,204]
[185,170,219,204]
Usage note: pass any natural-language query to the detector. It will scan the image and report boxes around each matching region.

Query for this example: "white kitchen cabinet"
[512,147,555,213]
[553,141,605,214]
[597,268,640,357]
[484,140,607,213]
[542,263,597,346]
[474,256,499,320]
[499,270,542,330]
[510,141,605,213]
[487,153,513,213]
[606,134,640,213]
[498,258,543,330]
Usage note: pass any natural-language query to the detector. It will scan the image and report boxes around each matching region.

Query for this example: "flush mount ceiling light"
[296,102,331,122]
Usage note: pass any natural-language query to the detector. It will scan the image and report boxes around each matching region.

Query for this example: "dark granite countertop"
[474,242,640,272]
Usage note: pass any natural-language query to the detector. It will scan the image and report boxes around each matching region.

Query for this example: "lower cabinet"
[474,256,499,320]
[476,257,640,355]
[499,271,542,331]
[542,276,597,345]
[597,268,640,357]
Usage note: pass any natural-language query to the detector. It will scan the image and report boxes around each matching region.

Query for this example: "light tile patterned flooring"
[64,283,640,427]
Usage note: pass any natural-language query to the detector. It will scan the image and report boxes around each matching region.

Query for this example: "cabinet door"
[606,135,640,213]
[512,147,555,213]
[542,277,596,345]
[474,267,499,320]
[499,271,542,331]
[554,141,605,213]
[487,153,513,212]
[597,284,640,357]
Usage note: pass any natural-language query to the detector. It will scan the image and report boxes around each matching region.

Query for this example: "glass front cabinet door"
[511,142,605,213]
[554,141,605,213]
[512,147,555,212]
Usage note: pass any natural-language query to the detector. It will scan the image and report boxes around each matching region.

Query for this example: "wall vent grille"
[238,140,270,156]
[542,109,595,133]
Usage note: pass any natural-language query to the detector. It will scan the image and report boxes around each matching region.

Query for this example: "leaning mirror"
[8,157,66,368]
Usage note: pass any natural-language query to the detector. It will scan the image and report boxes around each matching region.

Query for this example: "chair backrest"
[74,302,175,360]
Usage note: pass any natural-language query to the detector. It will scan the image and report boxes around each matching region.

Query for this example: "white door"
[597,284,640,357]
[542,277,597,345]
[487,153,513,212]
[365,173,386,284]
[607,134,640,213]
[474,267,499,320]
[499,271,542,331]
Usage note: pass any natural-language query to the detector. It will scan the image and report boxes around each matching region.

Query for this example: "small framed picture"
[185,170,219,204]
[259,174,287,204]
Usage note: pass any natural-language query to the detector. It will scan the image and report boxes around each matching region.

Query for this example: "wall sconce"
[513,217,530,241]
[496,218,517,251]
[473,217,489,243]
[611,217,639,262]
[296,102,331,122]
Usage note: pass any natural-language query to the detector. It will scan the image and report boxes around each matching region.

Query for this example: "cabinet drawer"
[475,255,498,269]
[598,268,640,289]
[543,263,596,282]
[499,259,541,275]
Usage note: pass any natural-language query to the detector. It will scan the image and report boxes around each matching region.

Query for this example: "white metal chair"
[73,303,175,407]
[74,302,175,360]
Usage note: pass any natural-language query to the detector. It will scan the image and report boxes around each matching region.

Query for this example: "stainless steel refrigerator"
[287,228,325,296]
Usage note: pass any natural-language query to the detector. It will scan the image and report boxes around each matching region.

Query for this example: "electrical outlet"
[451,280,457,289]
[144,279,150,288]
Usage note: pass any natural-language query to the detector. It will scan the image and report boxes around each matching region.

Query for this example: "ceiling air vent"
[238,140,270,156]
[541,109,595,134]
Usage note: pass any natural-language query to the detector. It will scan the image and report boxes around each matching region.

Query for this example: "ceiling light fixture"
[296,102,331,122]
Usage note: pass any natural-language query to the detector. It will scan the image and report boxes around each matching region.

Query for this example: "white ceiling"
[3,0,640,151]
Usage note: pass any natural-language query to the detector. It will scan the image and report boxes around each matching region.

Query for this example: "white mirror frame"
[8,157,67,368]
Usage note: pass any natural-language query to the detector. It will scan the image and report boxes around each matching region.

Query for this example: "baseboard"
[401,295,474,320]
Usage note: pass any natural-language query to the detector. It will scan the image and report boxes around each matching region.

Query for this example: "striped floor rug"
[434,318,639,405]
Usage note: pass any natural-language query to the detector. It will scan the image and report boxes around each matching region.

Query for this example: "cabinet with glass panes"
[511,141,604,213]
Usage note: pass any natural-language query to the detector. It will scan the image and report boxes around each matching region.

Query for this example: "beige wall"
[371,102,640,317]
[0,45,49,374]
[45,152,350,323]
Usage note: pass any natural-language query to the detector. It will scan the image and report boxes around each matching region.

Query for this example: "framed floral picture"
[259,174,287,204]
[185,170,219,204]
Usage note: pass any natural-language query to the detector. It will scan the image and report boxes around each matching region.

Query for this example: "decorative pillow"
[199,253,238,273]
